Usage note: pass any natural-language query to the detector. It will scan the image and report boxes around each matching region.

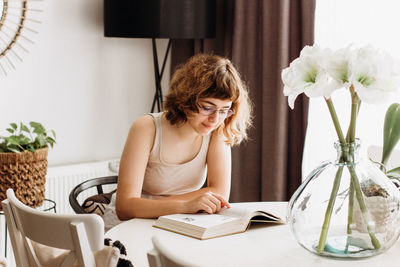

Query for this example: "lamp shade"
[104,0,216,39]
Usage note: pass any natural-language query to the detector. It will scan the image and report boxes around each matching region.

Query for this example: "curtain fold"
[171,0,315,201]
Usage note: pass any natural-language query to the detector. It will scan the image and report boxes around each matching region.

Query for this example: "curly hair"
[164,54,252,146]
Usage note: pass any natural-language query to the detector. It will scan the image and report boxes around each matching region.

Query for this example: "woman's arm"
[205,130,232,199]
[116,117,230,220]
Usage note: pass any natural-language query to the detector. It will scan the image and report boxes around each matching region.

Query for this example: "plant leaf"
[17,134,31,146]
[6,128,14,134]
[20,122,30,133]
[30,121,46,135]
[10,123,17,130]
[35,135,46,148]
[46,136,56,148]
[27,144,36,152]
[6,136,21,146]
[387,166,400,175]
[46,136,56,143]
[382,103,400,166]
[7,147,21,153]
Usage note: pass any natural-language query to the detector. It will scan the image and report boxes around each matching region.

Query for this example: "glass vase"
[288,140,400,258]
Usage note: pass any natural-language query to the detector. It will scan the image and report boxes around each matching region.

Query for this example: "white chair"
[1,188,109,267]
[147,236,198,267]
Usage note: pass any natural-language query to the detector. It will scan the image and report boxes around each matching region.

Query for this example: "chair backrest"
[147,236,198,267]
[69,175,118,214]
[2,188,104,267]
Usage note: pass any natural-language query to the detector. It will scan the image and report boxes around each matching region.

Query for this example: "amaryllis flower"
[348,45,400,104]
[282,45,340,109]
[324,45,353,88]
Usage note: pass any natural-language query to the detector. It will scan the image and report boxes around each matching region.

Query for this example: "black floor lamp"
[104,0,216,112]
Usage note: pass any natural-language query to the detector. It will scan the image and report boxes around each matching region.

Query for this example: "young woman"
[103,54,252,231]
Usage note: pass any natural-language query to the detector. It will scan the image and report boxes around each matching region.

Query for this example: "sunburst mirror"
[0,0,42,76]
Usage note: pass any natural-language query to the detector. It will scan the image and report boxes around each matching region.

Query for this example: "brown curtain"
[171,0,315,201]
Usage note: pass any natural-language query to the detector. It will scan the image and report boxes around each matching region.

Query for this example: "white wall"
[0,0,170,166]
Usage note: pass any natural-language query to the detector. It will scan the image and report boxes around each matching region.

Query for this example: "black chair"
[69,175,118,214]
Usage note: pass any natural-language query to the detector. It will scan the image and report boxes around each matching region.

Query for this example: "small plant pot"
[352,194,399,235]
[0,147,48,210]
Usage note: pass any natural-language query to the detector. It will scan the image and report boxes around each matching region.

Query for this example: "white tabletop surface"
[105,202,400,267]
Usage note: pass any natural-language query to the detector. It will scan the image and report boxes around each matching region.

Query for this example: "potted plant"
[0,122,56,209]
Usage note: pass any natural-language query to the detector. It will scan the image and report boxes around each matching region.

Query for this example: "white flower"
[348,45,400,104]
[324,45,354,88]
[282,44,400,108]
[282,45,340,109]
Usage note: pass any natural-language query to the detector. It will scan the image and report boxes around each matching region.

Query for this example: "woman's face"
[186,98,233,135]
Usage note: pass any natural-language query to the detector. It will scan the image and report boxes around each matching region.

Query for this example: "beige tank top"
[141,112,211,198]
[103,112,211,231]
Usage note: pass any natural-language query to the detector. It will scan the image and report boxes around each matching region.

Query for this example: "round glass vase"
[288,140,400,258]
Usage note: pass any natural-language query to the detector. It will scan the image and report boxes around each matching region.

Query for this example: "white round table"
[106,202,400,267]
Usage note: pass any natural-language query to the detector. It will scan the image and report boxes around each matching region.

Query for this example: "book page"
[160,213,240,228]
[218,206,253,219]
[218,205,283,223]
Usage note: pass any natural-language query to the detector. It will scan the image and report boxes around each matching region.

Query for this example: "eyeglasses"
[198,104,234,118]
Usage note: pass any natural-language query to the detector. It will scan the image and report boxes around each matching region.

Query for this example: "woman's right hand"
[183,192,230,214]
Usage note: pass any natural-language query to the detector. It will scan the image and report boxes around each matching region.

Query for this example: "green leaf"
[382,103,400,166]
[20,122,30,133]
[7,146,21,153]
[10,123,17,130]
[27,144,36,152]
[6,128,14,134]
[6,136,21,146]
[46,136,56,143]
[17,134,31,145]
[30,121,46,135]
[46,136,56,148]
[51,130,56,139]
[35,135,46,148]
[387,166,400,175]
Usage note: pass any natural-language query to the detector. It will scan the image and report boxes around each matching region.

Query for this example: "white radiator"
[45,158,120,214]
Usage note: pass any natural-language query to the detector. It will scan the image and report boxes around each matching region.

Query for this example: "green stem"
[344,88,380,249]
[317,165,344,253]
[348,86,360,143]
[347,181,354,234]
[325,98,346,144]
[345,88,379,249]
[346,86,359,235]
[317,98,347,253]
[348,166,381,249]
[321,94,380,253]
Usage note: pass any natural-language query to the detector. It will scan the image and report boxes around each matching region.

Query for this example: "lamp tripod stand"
[151,38,171,113]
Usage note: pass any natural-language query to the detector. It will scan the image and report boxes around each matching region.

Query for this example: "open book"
[153,205,284,240]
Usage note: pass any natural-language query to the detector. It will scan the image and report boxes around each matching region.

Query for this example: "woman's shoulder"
[129,114,157,136]
[210,129,227,142]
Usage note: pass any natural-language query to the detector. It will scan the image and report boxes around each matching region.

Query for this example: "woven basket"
[0,147,48,211]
